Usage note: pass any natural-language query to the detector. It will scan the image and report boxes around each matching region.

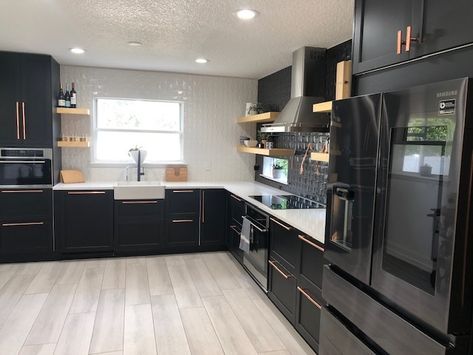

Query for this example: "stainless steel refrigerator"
[320,78,473,354]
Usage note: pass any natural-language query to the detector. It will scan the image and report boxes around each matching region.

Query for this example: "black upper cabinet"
[55,190,114,253]
[200,189,226,248]
[353,0,417,74]
[0,52,55,147]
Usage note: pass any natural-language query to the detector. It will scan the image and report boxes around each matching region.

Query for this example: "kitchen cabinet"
[165,189,200,249]
[226,192,245,261]
[114,199,164,254]
[55,190,114,254]
[200,189,226,248]
[269,217,298,271]
[298,233,325,290]
[0,189,53,261]
[228,223,243,263]
[268,258,297,323]
[0,51,56,147]
[353,0,473,74]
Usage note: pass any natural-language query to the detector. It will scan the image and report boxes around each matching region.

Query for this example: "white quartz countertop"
[53,181,326,244]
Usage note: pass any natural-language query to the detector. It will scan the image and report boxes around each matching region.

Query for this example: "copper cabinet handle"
[230,194,242,202]
[396,30,403,54]
[297,287,322,310]
[172,190,194,193]
[172,219,193,223]
[121,200,158,204]
[67,191,106,195]
[1,189,44,193]
[22,102,26,140]
[405,25,417,52]
[298,234,324,252]
[268,259,293,279]
[202,190,205,223]
[2,222,44,227]
[270,217,291,231]
[16,101,20,139]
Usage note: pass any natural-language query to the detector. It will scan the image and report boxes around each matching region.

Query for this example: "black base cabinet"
[226,192,245,262]
[0,189,53,262]
[200,189,226,248]
[54,190,114,254]
[114,200,164,254]
[268,258,297,323]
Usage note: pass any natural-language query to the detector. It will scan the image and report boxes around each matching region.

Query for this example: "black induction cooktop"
[249,195,325,210]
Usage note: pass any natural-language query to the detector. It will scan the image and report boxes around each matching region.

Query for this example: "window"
[261,157,288,184]
[94,98,183,164]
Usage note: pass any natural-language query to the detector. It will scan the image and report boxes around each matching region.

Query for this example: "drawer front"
[0,218,52,255]
[319,307,376,355]
[229,193,244,225]
[298,234,325,289]
[270,218,298,270]
[166,189,199,215]
[228,223,243,261]
[269,258,297,322]
[166,215,199,248]
[0,188,52,218]
[296,281,323,350]
[116,199,163,217]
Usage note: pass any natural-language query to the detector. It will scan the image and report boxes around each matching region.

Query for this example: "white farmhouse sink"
[114,181,165,200]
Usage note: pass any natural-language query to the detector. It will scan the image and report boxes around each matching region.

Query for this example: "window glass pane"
[96,131,181,162]
[97,98,181,131]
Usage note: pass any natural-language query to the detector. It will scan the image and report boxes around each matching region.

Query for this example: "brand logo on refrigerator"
[439,99,456,115]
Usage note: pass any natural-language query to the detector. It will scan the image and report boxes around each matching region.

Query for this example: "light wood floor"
[0,251,315,355]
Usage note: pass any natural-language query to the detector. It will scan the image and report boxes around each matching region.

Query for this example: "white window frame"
[91,97,185,166]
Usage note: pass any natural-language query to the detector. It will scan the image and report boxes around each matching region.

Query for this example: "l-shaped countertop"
[53,181,326,245]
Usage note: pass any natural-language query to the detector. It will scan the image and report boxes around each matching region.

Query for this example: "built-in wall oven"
[241,203,270,291]
[0,148,53,188]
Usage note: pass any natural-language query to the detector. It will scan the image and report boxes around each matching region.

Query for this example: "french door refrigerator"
[320,78,473,355]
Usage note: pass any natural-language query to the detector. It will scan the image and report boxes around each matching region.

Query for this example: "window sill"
[89,161,186,168]
[259,173,288,185]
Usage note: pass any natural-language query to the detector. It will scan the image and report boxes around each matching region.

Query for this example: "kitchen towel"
[239,217,251,253]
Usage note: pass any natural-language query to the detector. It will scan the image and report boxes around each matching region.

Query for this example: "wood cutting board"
[60,170,85,184]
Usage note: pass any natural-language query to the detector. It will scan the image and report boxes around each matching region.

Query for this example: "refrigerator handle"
[332,186,355,251]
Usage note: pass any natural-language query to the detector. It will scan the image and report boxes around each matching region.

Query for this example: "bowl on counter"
[243,139,258,147]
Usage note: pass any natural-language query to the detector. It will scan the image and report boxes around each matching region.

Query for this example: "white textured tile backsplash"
[60,65,257,181]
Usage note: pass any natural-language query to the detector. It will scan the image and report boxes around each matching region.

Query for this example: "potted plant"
[272,162,285,179]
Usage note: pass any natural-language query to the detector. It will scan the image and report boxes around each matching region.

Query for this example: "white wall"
[60,65,257,182]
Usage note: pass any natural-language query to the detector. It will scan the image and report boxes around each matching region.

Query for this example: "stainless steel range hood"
[261,47,330,133]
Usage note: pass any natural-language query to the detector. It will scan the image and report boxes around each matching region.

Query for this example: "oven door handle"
[0,160,46,164]
[242,216,267,233]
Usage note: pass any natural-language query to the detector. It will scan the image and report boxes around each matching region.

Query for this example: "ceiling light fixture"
[236,9,258,20]
[128,41,143,47]
[70,47,85,54]
[195,58,208,64]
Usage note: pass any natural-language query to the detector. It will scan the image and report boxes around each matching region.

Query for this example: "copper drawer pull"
[297,286,322,310]
[1,190,44,193]
[268,259,293,279]
[16,101,20,140]
[121,200,158,204]
[202,190,205,223]
[270,217,291,231]
[172,219,193,223]
[396,29,403,54]
[230,194,242,202]
[298,234,324,252]
[172,190,194,193]
[405,25,417,52]
[67,191,106,195]
[2,222,44,227]
[22,102,26,140]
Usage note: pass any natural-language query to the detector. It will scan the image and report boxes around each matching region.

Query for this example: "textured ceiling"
[0,0,353,79]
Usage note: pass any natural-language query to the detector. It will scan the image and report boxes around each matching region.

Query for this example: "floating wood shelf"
[56,107,90,116]
[310,152,330,162]
[57,141,90,148]
[237,112,279,124]
[237,145,294,157]
[313,101,333,113]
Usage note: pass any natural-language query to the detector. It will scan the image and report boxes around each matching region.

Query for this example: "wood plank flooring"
[0,252,315,355]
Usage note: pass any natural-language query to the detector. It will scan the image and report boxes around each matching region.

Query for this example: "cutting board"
[165,166,188,182]
[60,170,85,184]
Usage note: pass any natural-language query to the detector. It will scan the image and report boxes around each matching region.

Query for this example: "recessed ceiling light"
[195,58,208,64]
[128,41,143,47]
[236,9,258,20]
[70,47,85,54]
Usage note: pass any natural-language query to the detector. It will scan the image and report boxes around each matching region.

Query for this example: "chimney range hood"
[261,47,330,133]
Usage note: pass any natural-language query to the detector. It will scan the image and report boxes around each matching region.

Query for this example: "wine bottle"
[57,85,65,107]
[65,85,71,108]
[70,82,77,108]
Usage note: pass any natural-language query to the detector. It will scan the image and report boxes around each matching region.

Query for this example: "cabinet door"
[200,189,226,247]
[269,217,298,271]
[0,52,22,146]
[56,191,113,253]
[295,281,323,351]
[411,0,473,58]
[352,0,419,74]
[229,193,245,226]
[268,258,297,323]
[228,224,243,263]
[0,188,52,219]
[298,234,325,290]
[165,189,199,214]
[20,54,52,147]
[166,216,199,248]
[114,200,164,253]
